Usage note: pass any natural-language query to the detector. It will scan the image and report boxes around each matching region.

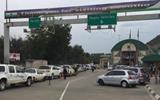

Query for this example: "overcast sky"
[0,0,160,54]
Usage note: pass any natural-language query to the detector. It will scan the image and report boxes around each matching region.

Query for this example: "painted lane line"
[59,81,70,100]
[59,70,103,100]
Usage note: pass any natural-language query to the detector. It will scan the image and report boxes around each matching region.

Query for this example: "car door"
[15,66,26,83]
[103,71,115,84]
[107,71,118,85]
[113,71,125,85]
[7,65,17,84]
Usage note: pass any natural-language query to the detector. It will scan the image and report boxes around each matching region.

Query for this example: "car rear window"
[128,71,137,75]
[39,66,50,69]
[0,66,5,72]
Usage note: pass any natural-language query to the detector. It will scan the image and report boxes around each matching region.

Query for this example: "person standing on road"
[158,66,160,84]
[63,67,68,80]
[153,65,158,84]
[91,65,95,72]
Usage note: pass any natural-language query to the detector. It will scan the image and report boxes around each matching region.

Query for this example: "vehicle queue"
[0,64,150,91]
[0,64,93,91]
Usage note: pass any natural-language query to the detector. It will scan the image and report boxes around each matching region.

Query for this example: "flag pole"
[6,0,8,11]
[6,0,8,23]
[129,29,131,39]
[137,29,139,40]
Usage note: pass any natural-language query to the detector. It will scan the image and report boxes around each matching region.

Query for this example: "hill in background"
[147,35,160,54]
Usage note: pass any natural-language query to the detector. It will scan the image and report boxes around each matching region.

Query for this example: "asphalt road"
[0,69,154,100]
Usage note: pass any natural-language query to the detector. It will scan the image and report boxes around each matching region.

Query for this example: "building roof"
[142,54,160,62]
[111,39,148,52]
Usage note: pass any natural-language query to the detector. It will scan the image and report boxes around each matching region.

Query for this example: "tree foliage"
[0,24,91,64]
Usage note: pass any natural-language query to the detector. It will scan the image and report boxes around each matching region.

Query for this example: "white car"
[39,66,51,79]
[62,65,75,76]
[25,68,45,82]
[48,65,63,78]
[0,64,33,91]
[39,65,62,79]
[55,66,63,74]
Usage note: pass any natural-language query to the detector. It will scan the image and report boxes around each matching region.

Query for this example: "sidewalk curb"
[145,85,160,100]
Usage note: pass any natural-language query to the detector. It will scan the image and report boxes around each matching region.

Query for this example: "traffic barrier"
[145,85,160,100]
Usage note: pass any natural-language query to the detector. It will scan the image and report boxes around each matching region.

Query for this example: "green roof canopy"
[111,39,148,52]
[142,54,160,62]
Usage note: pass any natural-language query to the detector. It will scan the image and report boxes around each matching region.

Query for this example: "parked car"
[85,64,92,70]
[39,65,62,80]
[97,69,138,88]
[39,66,51,80]
[122,67,150,84]
[107,65,113,71]
[0,64,33,91]
[25,68,45,82]
[55,66,63,77]
[113,65,128,69]
[76,64,86,72]
[62,65,75,76]
[48,65,63,78]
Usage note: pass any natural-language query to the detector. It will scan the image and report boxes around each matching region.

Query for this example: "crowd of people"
[149,64,160,84]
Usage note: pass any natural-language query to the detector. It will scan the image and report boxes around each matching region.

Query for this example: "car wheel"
[121,81,128,88]
[98,79,104,86]
[26,78,32,86]
[0,80,6,91]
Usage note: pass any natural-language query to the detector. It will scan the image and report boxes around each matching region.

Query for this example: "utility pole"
[6,0,8,23]
[4,0,10,64]
[6,0,8,11]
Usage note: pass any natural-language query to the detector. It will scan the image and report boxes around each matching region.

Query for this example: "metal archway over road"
[3,0,160,64]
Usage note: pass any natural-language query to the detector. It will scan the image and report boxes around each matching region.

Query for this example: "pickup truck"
[0,64,33,91]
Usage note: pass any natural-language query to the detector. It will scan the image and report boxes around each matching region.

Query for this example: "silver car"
[97,69,138,88]
[122,67,150,84]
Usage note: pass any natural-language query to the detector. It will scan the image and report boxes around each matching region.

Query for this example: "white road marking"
[59,81,70,100]
[59,70,103,100]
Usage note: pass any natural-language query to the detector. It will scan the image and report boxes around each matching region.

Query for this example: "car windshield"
[0,66,5,72]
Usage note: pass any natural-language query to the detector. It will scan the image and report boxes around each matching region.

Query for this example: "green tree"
[26,24,72,64]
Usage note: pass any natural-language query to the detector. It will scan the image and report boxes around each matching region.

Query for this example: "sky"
[0,0,160,54]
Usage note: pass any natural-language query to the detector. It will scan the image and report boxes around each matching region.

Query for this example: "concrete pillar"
[4,23,10,64]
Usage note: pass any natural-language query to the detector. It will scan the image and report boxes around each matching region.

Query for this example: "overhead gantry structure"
[4,0,160,64]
